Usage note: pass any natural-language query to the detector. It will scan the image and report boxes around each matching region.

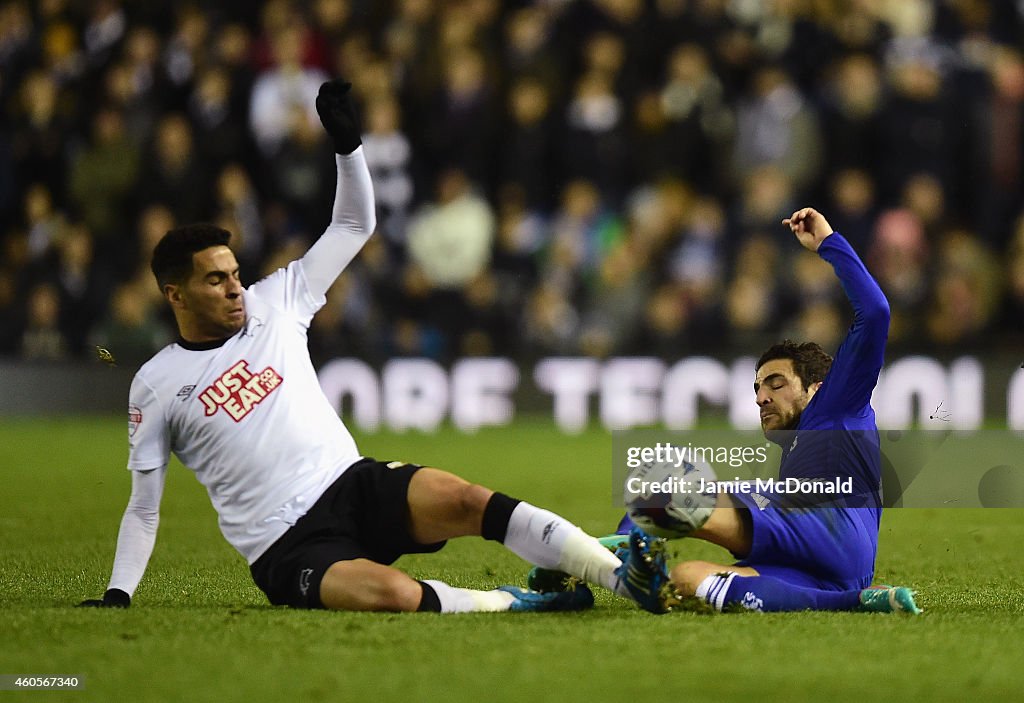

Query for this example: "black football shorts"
[250,458,446,608]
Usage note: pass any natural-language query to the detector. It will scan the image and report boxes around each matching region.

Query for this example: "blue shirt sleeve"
[809,233,890,417]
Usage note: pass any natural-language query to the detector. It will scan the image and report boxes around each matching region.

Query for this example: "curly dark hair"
[756,340,833,390]
[150,224,232,289]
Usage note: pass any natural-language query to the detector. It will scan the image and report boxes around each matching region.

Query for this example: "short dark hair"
[150,224,232,289]
[756,340,833,391]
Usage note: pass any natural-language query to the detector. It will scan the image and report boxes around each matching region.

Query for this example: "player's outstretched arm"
[299,78,377,299]
[78,467,166,608]
[781,207,890,412]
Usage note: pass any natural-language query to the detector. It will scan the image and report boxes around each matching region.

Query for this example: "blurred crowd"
[2,0,1024,367]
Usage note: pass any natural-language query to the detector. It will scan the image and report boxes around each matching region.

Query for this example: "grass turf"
[1,416,1022,702]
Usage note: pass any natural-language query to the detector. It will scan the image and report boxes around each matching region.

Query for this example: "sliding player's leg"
[318,557,592,612]
[672,561,859,612]
[252,459,602,613]
[620,489,920,613]
[405,467,626,597]
[671,561,920,613]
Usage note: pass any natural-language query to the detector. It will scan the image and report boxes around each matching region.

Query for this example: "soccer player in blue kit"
[615,207,921,615]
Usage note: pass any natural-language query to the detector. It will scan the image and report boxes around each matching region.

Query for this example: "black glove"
[315,79,362,155]
[78,588,131,608]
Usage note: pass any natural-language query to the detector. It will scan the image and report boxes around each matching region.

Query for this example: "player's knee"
[458,482,492,522]
[427,471,490,524]
[371,571,423,611]
[670,560,721,597]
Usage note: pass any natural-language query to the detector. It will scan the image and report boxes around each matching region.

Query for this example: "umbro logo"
[541,521,558,544]
[176,385,196,400]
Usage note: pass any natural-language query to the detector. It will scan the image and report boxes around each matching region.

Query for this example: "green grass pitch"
[1,416,1022,702]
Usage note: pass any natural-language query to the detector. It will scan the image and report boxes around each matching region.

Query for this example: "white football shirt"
[127,259,362,562]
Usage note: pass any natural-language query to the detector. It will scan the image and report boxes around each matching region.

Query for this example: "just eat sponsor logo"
[198,360,283,422]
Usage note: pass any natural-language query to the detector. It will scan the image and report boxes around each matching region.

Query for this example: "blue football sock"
[698,572,861,612]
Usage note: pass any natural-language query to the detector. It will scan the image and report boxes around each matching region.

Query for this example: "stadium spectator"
[579,237,651,358]
[500,76,557,211]
[725,234,783,349]
[658,42,733,189]
[249,21,329,157]
[24,183,64,261]
[89,281,169,366]
[820,53,885,177]
[67,106,139,250]
[51,222,111,355]
[421,46,498,191]
[189,66,254,172]
[123,204,177,316]
[545,179,621,292]
[876,54,963,211]
[19,281,68,361]
[522,279,580,357]
[212,164,264,273]
[2,0,1024,362]
[162,6,209,104]
[732,65,822,194]
[360,94,414,249]
[825,169,877,253]
[407,168,494,291]
[900,172,947,240]
[868,209,929,346]
[104,25,167,144]
[998,216,1024,344]
[561,70,628,204]
[11,70,69,204]
[0,267,19,354]
[136,113,211,226]
[925,229,1000,346]
[503,6,561,91]
[972,46,1024,246]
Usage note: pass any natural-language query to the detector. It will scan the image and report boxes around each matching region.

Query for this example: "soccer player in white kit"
[79,79,636,613]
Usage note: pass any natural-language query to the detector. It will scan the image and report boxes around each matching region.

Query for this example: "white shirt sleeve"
[298,147,377,299]
[127,374,170,472]
[246,147,376,322]
[108,466,166,597]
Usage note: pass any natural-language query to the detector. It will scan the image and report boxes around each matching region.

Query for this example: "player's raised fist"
[782,207,834,252]
[316,79,362,155]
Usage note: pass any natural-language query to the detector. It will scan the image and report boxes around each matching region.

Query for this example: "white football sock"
[422,580,515,613]
[695,572,737,612]
[502,503,623,593]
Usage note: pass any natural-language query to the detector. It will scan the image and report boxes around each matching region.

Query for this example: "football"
[624,447,718,539]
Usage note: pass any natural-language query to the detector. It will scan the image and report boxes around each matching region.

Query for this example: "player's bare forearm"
[782,207,833,252]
